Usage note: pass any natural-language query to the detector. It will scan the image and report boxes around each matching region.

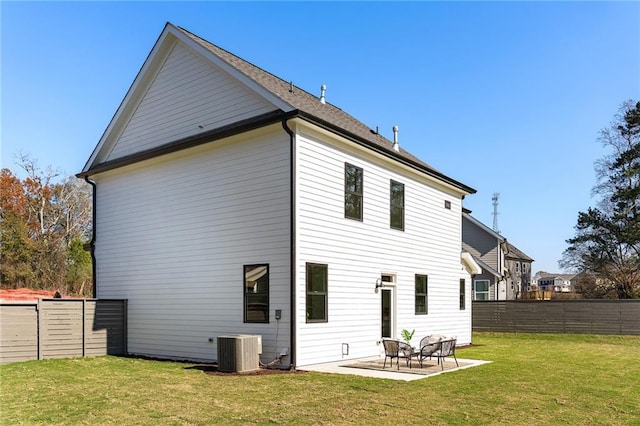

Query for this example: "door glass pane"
[381,289,391,338]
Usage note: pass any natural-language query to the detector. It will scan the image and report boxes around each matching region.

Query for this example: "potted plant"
[401,329,415,345]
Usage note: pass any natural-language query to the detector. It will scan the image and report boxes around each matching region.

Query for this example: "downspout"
[84,176,97,298]
[496,239,502,300]
[281,116,296,369]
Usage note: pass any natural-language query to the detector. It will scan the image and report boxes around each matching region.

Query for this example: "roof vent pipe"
[320,84,326,104]
[392,125,400,151]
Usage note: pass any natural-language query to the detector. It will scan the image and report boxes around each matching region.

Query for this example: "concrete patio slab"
[298,356,491,382]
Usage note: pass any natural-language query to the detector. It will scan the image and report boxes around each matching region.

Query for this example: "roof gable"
[82,23,292,172]
[105,41,279,162]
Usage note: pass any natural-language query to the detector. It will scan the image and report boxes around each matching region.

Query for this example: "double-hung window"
[390,180,404,230]
[474,279,490,301]
[344,163,363,221]
[306,263,328,322]
[415,274,428,314]
[244,264,269,323]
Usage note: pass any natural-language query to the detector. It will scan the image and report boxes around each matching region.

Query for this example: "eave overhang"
[78,109,477,197]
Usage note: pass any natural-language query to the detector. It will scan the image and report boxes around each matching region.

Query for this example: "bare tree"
[1,154,93,295]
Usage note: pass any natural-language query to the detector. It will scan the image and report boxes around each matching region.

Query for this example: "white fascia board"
[168,24,294,114]
[461,252,483,276]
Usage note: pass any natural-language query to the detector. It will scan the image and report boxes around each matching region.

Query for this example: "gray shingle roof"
[177,26,475,195]
[506,242,534,262]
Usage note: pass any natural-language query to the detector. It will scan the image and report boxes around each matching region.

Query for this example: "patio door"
[380,274,395,338]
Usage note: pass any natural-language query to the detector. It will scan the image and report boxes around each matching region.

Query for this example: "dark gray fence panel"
[86,300,127,356]
[39,300,84,360]
[0,299,127,364]
[0,303,38,364]
[473,300,640,335]
[621,303,640,335]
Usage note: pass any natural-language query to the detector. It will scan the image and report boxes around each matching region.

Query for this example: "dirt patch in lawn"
[188,364,308,376]
[126,354,306,376]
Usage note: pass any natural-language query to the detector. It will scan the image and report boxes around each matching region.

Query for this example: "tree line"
[1,155,93,297]
[562,100,640,299]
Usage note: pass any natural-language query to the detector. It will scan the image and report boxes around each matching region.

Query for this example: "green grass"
[1,333,639,425]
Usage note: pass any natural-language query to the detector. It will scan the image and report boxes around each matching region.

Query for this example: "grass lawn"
[1,332,639,425]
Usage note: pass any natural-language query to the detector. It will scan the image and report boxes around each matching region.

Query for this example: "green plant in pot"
[401,329,415,344]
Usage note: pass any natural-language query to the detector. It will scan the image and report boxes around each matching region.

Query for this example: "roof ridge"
[175,25,344,112]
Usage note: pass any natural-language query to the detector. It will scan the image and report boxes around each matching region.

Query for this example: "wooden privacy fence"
[472,300,640,335]
[0,299,127,364]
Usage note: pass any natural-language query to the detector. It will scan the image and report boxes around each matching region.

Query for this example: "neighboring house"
[534,272,576,293]
[504,242,534,299]
[462,212,507,301]
[77,23,480,367]
[462,211,533,300]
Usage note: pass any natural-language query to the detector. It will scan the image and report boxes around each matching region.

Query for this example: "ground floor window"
[460,279,466,309]
[306,263,328,322]
[415,275,428,314]
[474,279,490,301]
[244,264,269,323]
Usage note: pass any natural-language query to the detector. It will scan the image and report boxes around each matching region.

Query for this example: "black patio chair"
[433,338,459,370]
[382,339,414,369]
[417,335,443,368]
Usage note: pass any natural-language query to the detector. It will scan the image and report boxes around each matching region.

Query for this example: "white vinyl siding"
[107,42,276,161]
[94,127,290,362]
[294,128,470,366]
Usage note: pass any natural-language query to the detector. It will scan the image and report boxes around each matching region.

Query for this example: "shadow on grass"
[184,363,306,376]
[185,364,219,373]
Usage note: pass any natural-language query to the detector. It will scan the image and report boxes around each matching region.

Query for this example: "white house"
[78,23,479,368]
[534,272,576,293]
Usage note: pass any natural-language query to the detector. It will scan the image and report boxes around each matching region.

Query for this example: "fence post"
[123,300,128,355]
[36,300,42,360]
[82,299,86,357]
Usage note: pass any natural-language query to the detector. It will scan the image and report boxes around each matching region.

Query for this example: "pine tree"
[562,100,640,298]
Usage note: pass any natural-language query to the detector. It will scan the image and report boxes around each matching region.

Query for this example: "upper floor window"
[306,263,328,323]
[244,264,269,323]
[390,180,405,230]
[415,274,428,314]
[344,163,363,221]
[515,262,520,273]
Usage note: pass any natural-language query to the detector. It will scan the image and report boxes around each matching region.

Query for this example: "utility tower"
[492,193,500,234]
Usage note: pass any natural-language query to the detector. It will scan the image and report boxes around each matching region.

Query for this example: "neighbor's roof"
[80,23,475,195]
[536,273,576,281]
[471,255,502,278]
[505,241,534,262]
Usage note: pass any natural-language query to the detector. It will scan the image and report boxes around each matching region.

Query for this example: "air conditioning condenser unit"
[217,335,261,373]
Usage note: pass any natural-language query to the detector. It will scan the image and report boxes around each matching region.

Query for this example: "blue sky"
[2,1,639,274]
